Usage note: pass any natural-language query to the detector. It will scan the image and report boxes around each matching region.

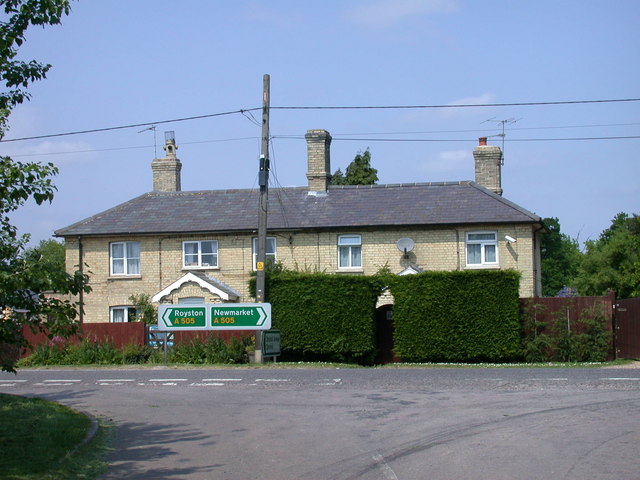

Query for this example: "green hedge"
[264,272,382,363]
[390,270,522,362]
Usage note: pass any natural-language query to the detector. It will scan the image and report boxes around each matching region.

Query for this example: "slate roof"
[54,181,542,237]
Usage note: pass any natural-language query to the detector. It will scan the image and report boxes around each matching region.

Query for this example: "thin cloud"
[4,140,97,164]
[442,93,498,118]
[418,149,470,175]
[344,0,459,28]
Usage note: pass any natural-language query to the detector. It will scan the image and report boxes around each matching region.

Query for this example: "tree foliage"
[574,212,640,299]
[0,0,88,372]
[540,217,582,297]
[331,149,378,185]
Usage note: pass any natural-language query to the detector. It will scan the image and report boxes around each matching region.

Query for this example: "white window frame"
[110,306,137,323]
[182,240,218,269]
[110,241,140,276]
[338,234,362,269]
[252,237,277,270]
[466,231,499,267]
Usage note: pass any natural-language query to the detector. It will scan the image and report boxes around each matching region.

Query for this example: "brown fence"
[21,322,147,357]
[519,292,616,360]
[20,322,253,358]
[615,297,640,359]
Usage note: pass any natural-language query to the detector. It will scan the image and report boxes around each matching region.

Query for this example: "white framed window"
[466,231,498,267]
[252,237,276,270]
[110,241,140,275]
[338,234,362,269]
[110,306,137,323]
[183,240,218,268]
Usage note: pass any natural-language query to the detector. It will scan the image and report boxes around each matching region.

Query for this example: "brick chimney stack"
[151,131,182,192]
[305,129,332,194]
[473,137,503,196]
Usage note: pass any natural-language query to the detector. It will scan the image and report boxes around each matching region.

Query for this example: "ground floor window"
[110,306,137,323]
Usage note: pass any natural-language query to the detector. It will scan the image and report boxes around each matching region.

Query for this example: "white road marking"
[0,380,26,386]
[603,377,640,381]
[97,379,135,382]
[256,378,290,382]
[373,454,399,480]
[318,378,342,385]
[44,379,82,383]
[201,378,242,382]
[190,382,225,386]
[149,378,188,382]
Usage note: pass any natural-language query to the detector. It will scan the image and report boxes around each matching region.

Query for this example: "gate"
[615,298,640,359]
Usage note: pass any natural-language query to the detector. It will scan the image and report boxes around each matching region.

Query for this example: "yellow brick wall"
[67,224,540,323]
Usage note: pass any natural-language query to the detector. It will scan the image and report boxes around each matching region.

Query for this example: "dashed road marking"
[97,379,135,385]
[201,378,242,382]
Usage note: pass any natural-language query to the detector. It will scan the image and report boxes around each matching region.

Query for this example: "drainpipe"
[77,236,84,324]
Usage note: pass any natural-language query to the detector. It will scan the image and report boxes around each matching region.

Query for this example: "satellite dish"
[396,238,415,256]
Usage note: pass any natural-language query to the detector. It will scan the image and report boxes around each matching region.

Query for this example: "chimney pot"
[479,137,487,146]
[151,133,182,192]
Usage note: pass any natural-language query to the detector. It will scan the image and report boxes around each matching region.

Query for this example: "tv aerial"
[138,124,158,158]
[396,238,415,259]
[481,117,521,164]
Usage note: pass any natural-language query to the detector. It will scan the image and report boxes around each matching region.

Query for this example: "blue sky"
[3,0,639,247]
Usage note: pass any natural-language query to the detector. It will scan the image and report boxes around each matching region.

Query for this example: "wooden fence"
[519,292,616,359]
[20,322,252,358]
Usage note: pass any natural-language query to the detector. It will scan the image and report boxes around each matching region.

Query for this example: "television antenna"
[481,117,521,164]
[138,124,158,158]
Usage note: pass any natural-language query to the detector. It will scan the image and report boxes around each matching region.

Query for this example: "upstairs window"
[110,241,140,275]
[252,237,276,270]
[338,234,362,269]
[183,240,218,268]
[466,232,498,267]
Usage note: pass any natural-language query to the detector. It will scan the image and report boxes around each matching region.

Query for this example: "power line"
[275,135,640,143]
[6,136,259,158]
[271,98,640,111]
[1,97,638,144]
[0,108,262,143]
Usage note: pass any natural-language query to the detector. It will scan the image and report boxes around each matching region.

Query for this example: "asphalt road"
[2,366,639,480]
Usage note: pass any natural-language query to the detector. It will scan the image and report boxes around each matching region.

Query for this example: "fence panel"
[615,297,640,359]
[520,293,615,360]
[21,322,147,357]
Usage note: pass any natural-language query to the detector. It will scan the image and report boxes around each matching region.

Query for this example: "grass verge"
[0,393,112,480]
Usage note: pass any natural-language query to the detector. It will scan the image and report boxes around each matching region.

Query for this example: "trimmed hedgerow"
[262,271,383,363]
[389,270,522,362]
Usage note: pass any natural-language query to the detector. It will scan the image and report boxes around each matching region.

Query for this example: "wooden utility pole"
[254,74,270,363]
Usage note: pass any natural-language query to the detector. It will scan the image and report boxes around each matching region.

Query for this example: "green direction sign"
[157,303,271,331]
[159,306,207,330]
[210,304,271,330]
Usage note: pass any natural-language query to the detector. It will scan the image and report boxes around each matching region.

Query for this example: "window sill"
[336,268,364,274]
[465,264,500,270]
[108,275,142,280]
[182,266,220,271]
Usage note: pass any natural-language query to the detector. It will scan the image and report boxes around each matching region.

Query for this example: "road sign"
[157,303,271,331]
[262,330,281,356]
[211,304,270,329]
[159,306,207,329]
